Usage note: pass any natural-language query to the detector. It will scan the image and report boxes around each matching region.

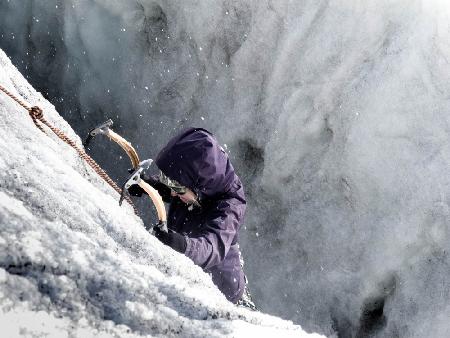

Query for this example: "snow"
[0,49,320,337]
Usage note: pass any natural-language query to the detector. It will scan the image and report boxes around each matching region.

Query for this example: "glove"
[153,227,187,254]
[127,183,145,197]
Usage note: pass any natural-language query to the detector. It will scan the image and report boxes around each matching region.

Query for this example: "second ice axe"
[119,159,168,232]
[84,119,140,169]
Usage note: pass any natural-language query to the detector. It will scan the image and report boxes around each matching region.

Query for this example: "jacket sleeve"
[184,198,244,270]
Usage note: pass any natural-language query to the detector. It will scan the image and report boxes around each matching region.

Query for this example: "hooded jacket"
[154,127,246,303]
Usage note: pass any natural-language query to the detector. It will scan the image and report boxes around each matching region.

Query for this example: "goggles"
[158,171,187,195]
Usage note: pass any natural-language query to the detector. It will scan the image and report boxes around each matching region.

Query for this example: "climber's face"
[171,188,198,205]
[159,170,198,205]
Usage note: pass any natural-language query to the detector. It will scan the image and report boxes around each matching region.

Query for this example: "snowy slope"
[0,49,321,338]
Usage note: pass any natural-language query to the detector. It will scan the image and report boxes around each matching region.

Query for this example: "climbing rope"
[0,83,139,215]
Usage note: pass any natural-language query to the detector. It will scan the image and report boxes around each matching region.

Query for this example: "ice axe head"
[83,119,113,148]
[89,119,113,136]
[119,159,153,206]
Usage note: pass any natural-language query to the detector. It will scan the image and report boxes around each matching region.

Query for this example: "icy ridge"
[0,49,321,338]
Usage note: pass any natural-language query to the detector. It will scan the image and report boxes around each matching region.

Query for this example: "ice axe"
[84,119,140,169]
[120,159,168,233]
[85,119,168,232]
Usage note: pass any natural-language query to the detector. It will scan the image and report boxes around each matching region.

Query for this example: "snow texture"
[1,1,450,337]
[0,49,320,338]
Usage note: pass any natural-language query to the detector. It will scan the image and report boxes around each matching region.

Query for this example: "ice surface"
[1,1,450,336]
[0,49,319,337]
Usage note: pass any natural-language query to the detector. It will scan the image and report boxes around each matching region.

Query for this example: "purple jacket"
[154,128,246,303]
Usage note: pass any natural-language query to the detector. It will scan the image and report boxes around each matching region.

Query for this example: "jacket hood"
[155,128,236,198]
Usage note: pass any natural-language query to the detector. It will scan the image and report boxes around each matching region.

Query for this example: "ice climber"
[128,127,256,309]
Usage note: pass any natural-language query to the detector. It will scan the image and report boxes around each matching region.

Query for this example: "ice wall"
[0,48,318,337]
[1,0,450,336]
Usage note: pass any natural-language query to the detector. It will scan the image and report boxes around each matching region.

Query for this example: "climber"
[128,127,256,309]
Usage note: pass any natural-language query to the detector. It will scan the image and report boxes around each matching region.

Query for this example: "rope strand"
[0,83,138,215]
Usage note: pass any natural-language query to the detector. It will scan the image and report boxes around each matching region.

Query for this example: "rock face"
[0,49,319,338]
[1,1,450,336]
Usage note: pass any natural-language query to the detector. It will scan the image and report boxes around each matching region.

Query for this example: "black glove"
[153,227,187,254]
[127,184,145,197]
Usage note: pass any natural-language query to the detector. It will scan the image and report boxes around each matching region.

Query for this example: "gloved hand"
[153,227,187,254]
[127,183,145,197]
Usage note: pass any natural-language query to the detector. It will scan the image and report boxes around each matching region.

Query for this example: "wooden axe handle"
[107,129,140,169]
[138,180,167,223]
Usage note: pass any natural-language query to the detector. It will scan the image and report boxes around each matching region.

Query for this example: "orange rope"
[0,83,138,215]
